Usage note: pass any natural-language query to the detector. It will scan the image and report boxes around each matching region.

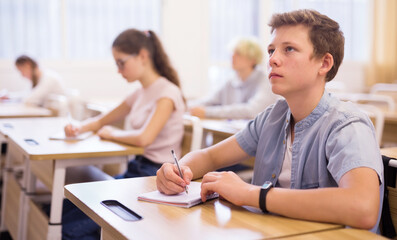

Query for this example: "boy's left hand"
[200,171,257,206]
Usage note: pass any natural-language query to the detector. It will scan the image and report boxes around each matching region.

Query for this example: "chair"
[43,94,69,117]
[381,155,397,238]
[182,115,203,156]
[370,83,397,104]
[43,89,86,120]
[334,92,395,112]
[64,88,86,121]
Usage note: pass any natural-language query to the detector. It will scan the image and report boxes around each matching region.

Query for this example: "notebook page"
[49,131,93,141]
[138,182,218,208]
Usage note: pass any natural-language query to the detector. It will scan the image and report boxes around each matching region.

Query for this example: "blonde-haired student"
[157,9,383,233]
[189,37,277,119]
[65,29,185,178]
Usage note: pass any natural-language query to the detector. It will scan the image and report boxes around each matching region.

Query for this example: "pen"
[171,150,188,194]
[67,112,73,125]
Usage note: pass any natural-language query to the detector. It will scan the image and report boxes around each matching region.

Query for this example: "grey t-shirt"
[235,91,383,233]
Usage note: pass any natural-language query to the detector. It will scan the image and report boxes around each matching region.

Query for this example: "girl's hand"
[97,125,118,140]
[64,124,81,137]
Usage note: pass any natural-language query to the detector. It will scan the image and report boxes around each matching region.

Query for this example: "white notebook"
[138,182,219,208]
[49,131,93,141]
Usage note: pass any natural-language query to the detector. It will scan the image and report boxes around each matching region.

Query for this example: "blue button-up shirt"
[236,91,383,232]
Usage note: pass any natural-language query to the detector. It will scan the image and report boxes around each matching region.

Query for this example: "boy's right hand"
[64,124,81,137]
[156,163,193,195]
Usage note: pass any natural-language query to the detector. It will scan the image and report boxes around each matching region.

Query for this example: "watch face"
[262,181,272,189]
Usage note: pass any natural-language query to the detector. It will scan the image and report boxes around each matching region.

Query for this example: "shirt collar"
[294,90,330,132]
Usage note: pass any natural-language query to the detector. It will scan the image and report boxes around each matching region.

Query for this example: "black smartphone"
[101,200,142,221]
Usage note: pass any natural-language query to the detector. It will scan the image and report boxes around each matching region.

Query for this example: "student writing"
[157,9,383,233]
[62,28,186,239]
[65,29,185,178]
[3,55,66,106]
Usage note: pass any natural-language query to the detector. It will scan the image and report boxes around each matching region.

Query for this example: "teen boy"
[157,9,383,233]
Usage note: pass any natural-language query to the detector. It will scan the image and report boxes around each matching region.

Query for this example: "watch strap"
[259,183,272,213]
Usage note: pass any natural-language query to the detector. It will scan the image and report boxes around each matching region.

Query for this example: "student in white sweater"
[15,55,65,106]
[189,38,278,119]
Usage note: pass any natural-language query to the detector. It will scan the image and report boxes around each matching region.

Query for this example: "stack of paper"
[138,182,219,208]
[49,131,93,141]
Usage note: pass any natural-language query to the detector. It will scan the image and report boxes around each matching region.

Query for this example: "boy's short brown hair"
[269,9,344,82]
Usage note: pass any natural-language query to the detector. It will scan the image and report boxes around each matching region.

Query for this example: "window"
[0,0,61,59]
[272,0,371,62]
[66,0,161,59]
[0,0,162,59]
[208,0,260,90]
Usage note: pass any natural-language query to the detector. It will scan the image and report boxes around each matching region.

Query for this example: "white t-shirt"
[124,77,185,164]
[24,69,65,106]
[277,129,292,188]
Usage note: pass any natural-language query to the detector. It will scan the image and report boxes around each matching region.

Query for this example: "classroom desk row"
[64,176,386,240]
[62,117,394,240]
[200,112,397,149]
[0,102,53,119]
[86,97,397,147]
[0,102,394,239]
[0,117,143,240]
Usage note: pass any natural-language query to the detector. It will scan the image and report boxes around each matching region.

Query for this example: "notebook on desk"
[137,181,219,208]
[49,131,93,141]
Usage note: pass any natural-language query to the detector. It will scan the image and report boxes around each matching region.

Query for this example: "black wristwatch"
[259,181,273,213]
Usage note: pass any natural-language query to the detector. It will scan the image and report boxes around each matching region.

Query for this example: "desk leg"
[101,228,119,240]
[20,156,35,240]
[46,160,66,240]
[23,156,36,192]
[202,131,213,147]
[50,160,66,225]
[0,151,11,231]
[0,172,7,231]
[47,225,62,240]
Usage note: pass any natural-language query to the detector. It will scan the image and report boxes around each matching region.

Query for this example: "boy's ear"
[319,53,334,76]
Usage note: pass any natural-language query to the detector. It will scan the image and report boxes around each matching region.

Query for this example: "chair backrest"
[64,88,86,120]
[381,155,397,238]
[370,83,397,104]
[43,93,69,117]
[334,92,395,112]
[356,104,385,146]
[181,115,203,157]
[43,88,85,119]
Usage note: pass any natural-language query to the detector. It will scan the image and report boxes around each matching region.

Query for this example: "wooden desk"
[281,228,386,240]
[382,112,397,144]
[199,119,255,169]
[65,176,342,240]
[0,117,143,240]
[200,119,248,143]
[0,103,52,118]
[381,147,397,159]
[0,103,52,172]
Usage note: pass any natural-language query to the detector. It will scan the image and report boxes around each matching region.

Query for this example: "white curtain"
[209,0,260,90]
[0,0,161,60]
